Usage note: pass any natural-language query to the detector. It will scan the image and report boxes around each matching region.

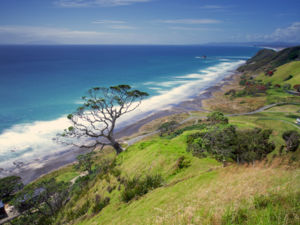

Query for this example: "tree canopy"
[60,85,148,154]
[0,175,23,202]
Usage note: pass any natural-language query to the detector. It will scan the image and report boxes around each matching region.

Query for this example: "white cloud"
[242,22,300,43]
[0,26,144,44]
[55,0,151,7]
[91,20,136,29]
[169,26,221,31]
[269,22,300,42]
[92,20,126,24]
[160,19,221,25]
[200,5,224,9]
[109,25,137,30]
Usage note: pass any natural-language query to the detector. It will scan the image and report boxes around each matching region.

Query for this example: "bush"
[225,89,236,96]
[121,174,163,202]
[0,176,23,202]
[284,74,293,81]
[207,111,228,125]
[187,127,275,163]
[92,195,110,214]
[283,83,291,90]
[175,156,191,170]
[282,130,300,152]
[158,121,179,136]
[293,84,300,92]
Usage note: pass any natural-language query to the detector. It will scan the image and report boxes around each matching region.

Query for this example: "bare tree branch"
[57,84,148,154]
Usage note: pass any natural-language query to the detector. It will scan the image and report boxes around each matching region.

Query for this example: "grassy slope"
[256,61,300,86]
[56,104,299,225]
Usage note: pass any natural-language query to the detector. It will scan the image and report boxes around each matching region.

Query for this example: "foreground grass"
[77,162,299,225]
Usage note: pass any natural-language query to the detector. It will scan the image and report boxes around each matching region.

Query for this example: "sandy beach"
[1,70,241,184]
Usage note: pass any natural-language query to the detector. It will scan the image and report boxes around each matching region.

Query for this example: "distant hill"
[237,46,300,73]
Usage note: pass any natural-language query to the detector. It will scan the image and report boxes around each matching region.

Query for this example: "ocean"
[0,45,259,172]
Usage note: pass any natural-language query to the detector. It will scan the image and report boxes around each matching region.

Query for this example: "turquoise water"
[0,45,259,169]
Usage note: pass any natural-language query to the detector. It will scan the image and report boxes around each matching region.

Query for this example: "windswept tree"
[60,85,148,154]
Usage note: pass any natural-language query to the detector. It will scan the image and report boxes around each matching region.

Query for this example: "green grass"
[34,164,80,184]
[256,61,300,86]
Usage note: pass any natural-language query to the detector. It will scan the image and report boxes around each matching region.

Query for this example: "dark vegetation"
[0,176,23,202]
[158,121,179,136]
[11,178,68,225]
[282,130,300,152]
[121,174,163,202]
[74,152,95,175]
[187,126,275,164]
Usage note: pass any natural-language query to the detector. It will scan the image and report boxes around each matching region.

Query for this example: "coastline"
[1,68,242,184]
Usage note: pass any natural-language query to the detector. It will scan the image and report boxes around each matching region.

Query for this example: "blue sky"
[0,0,300,44]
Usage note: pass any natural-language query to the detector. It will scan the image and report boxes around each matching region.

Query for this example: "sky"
[0,0,300,45]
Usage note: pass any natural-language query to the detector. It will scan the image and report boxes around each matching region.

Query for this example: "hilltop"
[238,46,300,73]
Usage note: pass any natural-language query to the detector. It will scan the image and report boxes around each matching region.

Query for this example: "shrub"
[121,174,163,202]
[284,74,293,81]
[187,127,275,163]
[0,176,23,202]
[106,185,115,193]
[207,111,228,125]
[293,84,300,92]
[158,121,179,136]
[274,84,281,88]
[175,156,191,170]
[92,195,110,214]
[225,89,236,96]
[282,130,300,152]
[283,83,291,90]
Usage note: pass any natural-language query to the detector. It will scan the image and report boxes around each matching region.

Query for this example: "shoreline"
[0,69,242,184]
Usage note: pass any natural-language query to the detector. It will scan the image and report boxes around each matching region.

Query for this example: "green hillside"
[238,46,300,73]
[50,104,299,225]
[256,61,300,86]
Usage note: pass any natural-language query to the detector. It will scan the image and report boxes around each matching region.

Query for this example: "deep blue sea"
[0,45,259,170]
